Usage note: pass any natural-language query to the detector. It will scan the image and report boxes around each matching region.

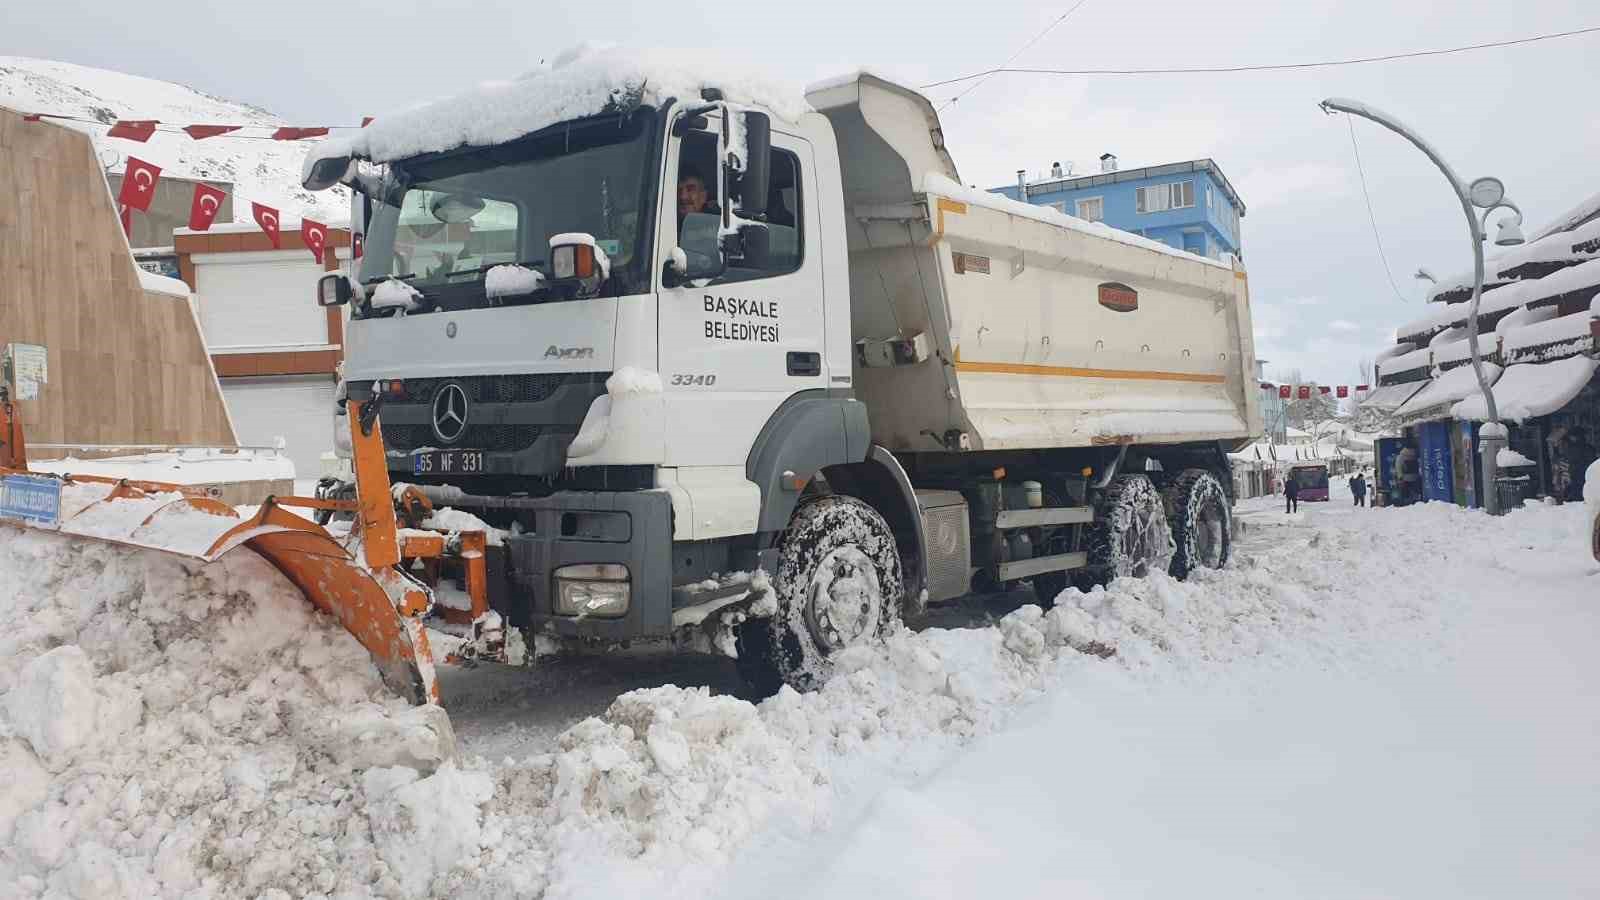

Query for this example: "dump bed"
[806,74,1261,453]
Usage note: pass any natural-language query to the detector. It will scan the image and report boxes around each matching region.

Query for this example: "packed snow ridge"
[5,496,1590,897]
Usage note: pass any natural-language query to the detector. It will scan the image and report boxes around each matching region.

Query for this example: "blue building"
[990,156,1246,260]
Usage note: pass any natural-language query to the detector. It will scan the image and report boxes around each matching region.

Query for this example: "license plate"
[412,449,486,475]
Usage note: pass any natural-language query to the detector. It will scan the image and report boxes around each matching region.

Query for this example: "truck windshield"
[357,108,657,312]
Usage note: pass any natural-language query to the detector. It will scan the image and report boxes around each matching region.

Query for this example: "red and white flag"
[118,203,132,239]
[271,126,330,141]
[183,124,241,140]
[252,202,282,248]
[352,232,364,259]
[118,157,162,212]
[1337,385,1349,398]
[189,183,227,231]
[106,119,158,142]
[1318,386,1331,395]
[1297,386,1311,400]
[1356,384,1370,393]
[301,218,329,264]
[1278,385,1292,399]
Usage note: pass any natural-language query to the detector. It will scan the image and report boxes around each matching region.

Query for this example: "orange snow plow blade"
[0,393,443,705]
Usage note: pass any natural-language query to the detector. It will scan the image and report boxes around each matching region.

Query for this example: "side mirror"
[317,273,353,307]
[303,154,354,192]
[735,112,771,219]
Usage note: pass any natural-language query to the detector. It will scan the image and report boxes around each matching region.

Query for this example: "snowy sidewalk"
[711,499,1600,899]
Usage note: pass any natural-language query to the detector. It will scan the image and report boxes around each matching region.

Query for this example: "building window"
[1135,179,1195,214]
[1075,196,1104,222]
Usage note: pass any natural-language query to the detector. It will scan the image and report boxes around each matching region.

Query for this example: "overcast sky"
[5,0,1597,385]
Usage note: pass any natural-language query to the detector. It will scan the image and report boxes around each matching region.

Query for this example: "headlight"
[554,564,630,618]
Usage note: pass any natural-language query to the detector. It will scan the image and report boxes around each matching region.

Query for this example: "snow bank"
[306,45,810,170]
[0,530,457,897]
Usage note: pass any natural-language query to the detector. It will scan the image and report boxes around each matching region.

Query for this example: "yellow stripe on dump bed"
[953,348,1226,384]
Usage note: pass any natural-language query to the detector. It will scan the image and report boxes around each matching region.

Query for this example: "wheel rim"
[1195,499,1225,568]
[803,545,883,654]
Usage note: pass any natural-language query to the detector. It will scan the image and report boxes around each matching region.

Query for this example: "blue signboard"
[0,475,62,526]
[1417,422,1454,503]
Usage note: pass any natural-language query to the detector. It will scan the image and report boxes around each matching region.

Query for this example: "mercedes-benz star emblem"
[432,383,469,444]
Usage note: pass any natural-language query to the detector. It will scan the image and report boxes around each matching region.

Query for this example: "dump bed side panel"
[923,190,1259,450]
[808,73,1261,453]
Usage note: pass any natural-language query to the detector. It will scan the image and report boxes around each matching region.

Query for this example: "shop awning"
[1453,356,1599,423]
[1358,381,1426,413]
[1395,363,1503,424]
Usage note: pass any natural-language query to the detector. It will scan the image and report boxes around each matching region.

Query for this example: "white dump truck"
[304,53,1260,692]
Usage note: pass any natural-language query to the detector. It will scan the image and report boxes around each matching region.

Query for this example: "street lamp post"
[1318,98,1526,515]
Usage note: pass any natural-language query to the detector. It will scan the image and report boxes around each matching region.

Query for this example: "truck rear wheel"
[1089,474,1174,580]
[735,495,904,696]
[1164,469,1231,579]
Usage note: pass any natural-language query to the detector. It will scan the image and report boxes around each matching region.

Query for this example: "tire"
[735,495,904,696]
[1164,469,1232,580]
[1089,474,1174,580]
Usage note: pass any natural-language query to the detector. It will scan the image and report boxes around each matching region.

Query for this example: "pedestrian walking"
[1351,469,1368,507]
[1285,470,1300,514]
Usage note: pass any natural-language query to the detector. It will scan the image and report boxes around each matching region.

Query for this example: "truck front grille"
[393,375,569,405]
[383,424,547,453]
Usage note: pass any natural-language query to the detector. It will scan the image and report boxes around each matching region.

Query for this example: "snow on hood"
[305,45,811,175]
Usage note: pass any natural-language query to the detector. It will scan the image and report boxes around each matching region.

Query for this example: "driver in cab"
[677,165,719,226]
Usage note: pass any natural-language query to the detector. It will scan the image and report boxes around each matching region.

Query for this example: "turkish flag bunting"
[1337,385,1349,398]
[189,183,227,231]
[106,119,158,142]
[1259,382,1274,391]
[118,204,132,239]
[352,232,364,259]
[272,126,330,141]
[301,219,329,264]
[118,157,162,212]
[23,113,44,122]
[1356,384,1370,392]
[1297,386,1311,400]
[361,116,375,127]
[252,202,283,248]
[184,124,242,140]
[1318,386,1331,395]
[1279,385,1292,399]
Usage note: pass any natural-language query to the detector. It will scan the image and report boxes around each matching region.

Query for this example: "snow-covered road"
[4,491,1597,898]
[710,495,1600,899]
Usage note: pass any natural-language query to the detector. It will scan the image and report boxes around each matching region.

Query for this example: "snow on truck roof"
[306,45,812,171]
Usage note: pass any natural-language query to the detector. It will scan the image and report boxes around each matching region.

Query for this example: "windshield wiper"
[445,259,548,279]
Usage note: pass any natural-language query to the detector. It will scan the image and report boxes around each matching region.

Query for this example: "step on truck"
[303,53,1262,693]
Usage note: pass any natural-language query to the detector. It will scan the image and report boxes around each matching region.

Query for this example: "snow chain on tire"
[1089,474,1175,580]
[735,495,904,696]
[1163,469,1231,580]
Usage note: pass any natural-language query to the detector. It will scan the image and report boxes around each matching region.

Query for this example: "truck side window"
[719,147,803,284]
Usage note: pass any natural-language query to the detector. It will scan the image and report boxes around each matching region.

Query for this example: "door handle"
[787,352,821,377]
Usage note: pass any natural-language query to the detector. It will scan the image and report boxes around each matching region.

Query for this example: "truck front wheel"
[736,495,904,696]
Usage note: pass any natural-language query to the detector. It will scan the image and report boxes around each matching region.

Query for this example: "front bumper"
[503,490,675,641]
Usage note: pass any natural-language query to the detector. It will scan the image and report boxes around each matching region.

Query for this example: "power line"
[922,24,1600,89]
[1344,116,1409,304]
[937,0,1094,112]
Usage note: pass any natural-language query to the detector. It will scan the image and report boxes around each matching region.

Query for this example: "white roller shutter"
[221,376,336,478]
